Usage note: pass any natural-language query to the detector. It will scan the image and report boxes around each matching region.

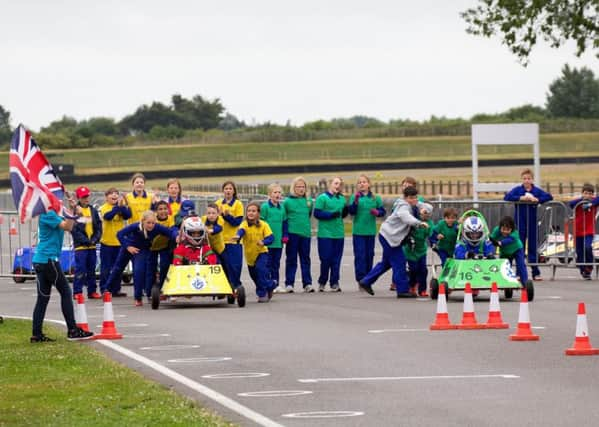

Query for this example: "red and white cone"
[9,217,18,235]
[430,283,457,330]
[457,283,485,329]
[94,292,123,340]
[509,288,539,341]
[74,293,90,332]
[485,282,509,329]
[565,302,599,356]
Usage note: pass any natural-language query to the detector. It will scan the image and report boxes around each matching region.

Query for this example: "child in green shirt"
[261,183,288,292]
[490,216,528,287]
[404,203,433,297]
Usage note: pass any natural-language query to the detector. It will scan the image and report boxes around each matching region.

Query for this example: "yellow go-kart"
[151,264,246,309]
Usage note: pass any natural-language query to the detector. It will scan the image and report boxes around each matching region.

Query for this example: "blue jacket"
[71,205,102,248]
[504,185,553,231]
[117,222,177,251]
[454,239,495,259]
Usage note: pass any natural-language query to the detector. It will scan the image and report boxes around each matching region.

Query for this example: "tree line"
[1,64,599,149]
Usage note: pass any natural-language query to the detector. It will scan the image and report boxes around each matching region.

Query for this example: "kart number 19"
[209,266,222,274]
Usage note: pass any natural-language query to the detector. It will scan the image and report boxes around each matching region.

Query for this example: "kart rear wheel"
[525,280,534,302]
[122,273,132,284]
[430,278,439,300]
[151,285,161,310]
[504,289,513,299]
[236,285,246,308]
[13,267,26,283]
[227,294,235,304]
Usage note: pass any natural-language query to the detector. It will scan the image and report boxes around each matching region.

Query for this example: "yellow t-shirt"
[76,206,96,250]
[201,215,225,255]
[168,198,181,218]
[99,203,127,246]
[214,198,244,241]
[151,215,174,251]
[238,220,272,266]
[125,191,153,223]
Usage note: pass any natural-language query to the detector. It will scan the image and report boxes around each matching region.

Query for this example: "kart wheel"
[13,267,26,283]
[525,280,534,302]
[504,289,513,299]
[151,286,161,310]
[236,286,246,308]
[227,294,235,304]
[122,273,132,284]
[430,278,439,300]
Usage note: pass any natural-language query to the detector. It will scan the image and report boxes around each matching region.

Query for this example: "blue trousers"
[353,235,375,282]
[100,244,120,293]
[248,253,273,297]
[575,235,594,274]
[437,249,452,267]
[317,237,344,286]
[73,248,97,295]
[32,261,77,337]
[267,247,283,287]
[507,248,528,286]
[518,225,541,277]
[222,243,242,289]
[361,234,410,294]
[106,247,149,298]
[407,256,428,293]
[146,248,172,295]
[285,233,312,287]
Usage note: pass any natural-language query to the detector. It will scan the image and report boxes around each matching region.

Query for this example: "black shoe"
[330,285,342,292]
[397,292,417,298]
[112,292,128,297]
[67,327,94,341]
[359,282,374,296]
[30,334,56,343]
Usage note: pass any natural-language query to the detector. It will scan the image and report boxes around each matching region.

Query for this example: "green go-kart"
[429,209,534,301]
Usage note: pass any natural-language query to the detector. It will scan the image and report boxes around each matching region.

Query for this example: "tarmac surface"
[2,239,599,427]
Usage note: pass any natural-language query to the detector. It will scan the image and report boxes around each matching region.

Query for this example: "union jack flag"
[9,124,65,223]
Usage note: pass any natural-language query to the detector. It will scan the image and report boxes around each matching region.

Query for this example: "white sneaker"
[285,286,295,293]
[304,285,315,293]
[273,286,287,293]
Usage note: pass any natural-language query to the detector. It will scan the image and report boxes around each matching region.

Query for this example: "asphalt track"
[2,239,599,427]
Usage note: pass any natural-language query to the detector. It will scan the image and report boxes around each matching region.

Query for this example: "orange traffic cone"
[509,288,539,341]
[94,292,123,340]
[74,293,90,332]
[457,283,485,329]
[430,283,457,330]
[565,302,599,356]
[485,282,509,329]
[9,217,18,235]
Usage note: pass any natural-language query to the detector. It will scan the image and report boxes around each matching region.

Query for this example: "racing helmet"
[462,216,484,245]
[182,216,206,246]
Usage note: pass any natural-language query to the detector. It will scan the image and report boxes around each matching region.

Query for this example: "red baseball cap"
[75,186,91,198]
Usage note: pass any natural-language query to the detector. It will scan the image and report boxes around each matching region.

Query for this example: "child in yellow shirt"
[231,202,275,303]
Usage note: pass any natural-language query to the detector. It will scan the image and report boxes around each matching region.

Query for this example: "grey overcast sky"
[1,0,597,131]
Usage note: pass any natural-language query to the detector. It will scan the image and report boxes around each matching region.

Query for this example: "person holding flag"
[9,124,94,342]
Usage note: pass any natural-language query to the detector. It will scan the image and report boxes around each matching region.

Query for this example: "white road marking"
[19,287,35,290]
[140,344,201,351]
[238,390,313,397]
[168,357,232,363]
[88,314,127,318]
[531,326,546,330]
[282,411,364,419]
[539,296,562,300]
[203,373,270,379]
[298,374,519,383]
[2,315,284,427]
[368,328,428,333]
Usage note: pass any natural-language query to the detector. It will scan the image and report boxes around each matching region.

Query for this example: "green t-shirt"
[490,226,523,257]
[315,192,347,239]
[260,200,286,249]
[403,219,433,261]
[283,196,313,238]
[433,219,459,253]
[349,192,384,236]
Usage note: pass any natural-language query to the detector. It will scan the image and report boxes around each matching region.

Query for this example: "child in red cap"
[71,186,103,299]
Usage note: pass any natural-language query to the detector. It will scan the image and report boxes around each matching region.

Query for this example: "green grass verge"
[0,319,235,427]
[1,132,598,176]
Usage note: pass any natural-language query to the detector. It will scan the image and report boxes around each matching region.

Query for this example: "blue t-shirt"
[33,211,64,263]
